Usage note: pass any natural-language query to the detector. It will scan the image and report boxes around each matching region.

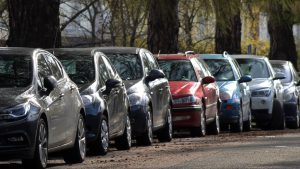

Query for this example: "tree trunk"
[267,1,298,70]
[147,0,179,54]
[213,0,241,54]
[6,0,61,48]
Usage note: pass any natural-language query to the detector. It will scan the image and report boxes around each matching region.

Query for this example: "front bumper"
[251,95,273,123]
[0,118,38,160]
[219,101,241,124]
[172,106,202,128]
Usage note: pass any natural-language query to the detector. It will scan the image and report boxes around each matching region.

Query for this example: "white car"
[232,55,285,129]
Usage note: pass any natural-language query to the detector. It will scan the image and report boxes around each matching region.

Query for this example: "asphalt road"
[1,129,300,169]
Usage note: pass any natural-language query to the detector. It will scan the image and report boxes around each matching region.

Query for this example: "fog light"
[7,136,24,142]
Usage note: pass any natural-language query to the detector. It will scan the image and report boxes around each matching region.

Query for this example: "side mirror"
[44,76,58,95]
[238,75,252,83]
[105,79,122,89]
[273,72,286,80]
[202,76,215,84]
[146,69,165,82]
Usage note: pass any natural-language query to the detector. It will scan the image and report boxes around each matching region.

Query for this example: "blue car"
[198,52,252,132]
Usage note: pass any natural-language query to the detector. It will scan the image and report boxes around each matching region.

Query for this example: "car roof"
[269,60,289,65]
[199,54,227,60]
[0,47,37,56]
[231,54,266,59]
[156,54,197,60]
[48,48,95,56]
[97,47,142,54]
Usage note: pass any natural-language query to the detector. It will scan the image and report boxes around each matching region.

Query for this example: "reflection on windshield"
[272,64,292,83]
[59,55,95,86]
[0,55,32,87]
[158,60,197,82]
[236,59,270,78]
[106,53,142,80]
[204,59,235,81]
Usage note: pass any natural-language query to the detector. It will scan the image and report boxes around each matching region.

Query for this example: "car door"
[145,51,167,126]
[45,53,78,143]
[36,53,66,148]
[97,55,119,136]
[101,54,127,134]
[141,51,161,128]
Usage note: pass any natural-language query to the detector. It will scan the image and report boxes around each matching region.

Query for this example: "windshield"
[203,59,235,81]
[158,60,197,82]
[0,55,32,87]
[59,55,95,86]
[272,63,292,83]
[106,53,143,80]
[236,59,270,78]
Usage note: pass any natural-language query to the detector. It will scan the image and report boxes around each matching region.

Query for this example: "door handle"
[59,93,64,99]
[70,85,76,91]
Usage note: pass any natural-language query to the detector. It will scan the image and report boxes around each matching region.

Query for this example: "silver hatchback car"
[232,55,285,130]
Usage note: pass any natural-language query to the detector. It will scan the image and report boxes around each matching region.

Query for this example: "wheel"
[157,105,173,142]
[270,99,285,130]
[190,110,206,137]
[63,114,86,164]
[231,106,243,132]
[220,123,229,131]
[243,107,252,132]
[207,106,220,135]
[286,105,299,129]
[90,115,109,155]
[22,118,48,169]
[136,106,153,146]
[115,115,132,150]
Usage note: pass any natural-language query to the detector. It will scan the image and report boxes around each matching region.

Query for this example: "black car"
[99,47,172,145]
[0,48,86,169]
[270,60,300,129]
[50,48,131,155]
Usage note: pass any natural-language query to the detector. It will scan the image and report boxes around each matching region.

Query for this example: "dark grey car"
[270,60,300,129]
[0,48,86,169]
[99,47,173,145]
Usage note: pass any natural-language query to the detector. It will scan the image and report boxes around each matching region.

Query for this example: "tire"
[191,109,206,137]
[136,106,153,146]
[243,107,252,132]
[271,99,285,130]
[220,123,229,131]
[231,106,243,132]
[63,114,86,164]
[286,105,299,129]
[207,105,220,135]
[90,115,109,155]
[22,118,48,169]
[115,115,132,150]
[157,105,173,142]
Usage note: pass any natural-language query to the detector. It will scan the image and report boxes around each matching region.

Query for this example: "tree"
[6,0,61,48]
[148,0,179,54]
[213,0,241,54]
[267,0,298,69]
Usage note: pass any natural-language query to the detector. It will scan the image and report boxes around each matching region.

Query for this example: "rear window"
[158,59,197,82]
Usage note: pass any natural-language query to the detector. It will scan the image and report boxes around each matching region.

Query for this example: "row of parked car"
[0,47,298,169]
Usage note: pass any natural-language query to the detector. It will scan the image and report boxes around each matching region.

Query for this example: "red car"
[157,54,220,136]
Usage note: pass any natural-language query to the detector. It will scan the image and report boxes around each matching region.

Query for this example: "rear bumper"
[172,106,203,128]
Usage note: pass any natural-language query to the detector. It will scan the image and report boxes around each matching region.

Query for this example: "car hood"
[216,81,238,93]
[169,81,199,96]
[0,87,30,110]
[247,78,272,91]
[125,79,145,95]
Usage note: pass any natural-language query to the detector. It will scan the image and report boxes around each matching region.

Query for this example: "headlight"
[283,88,295,102]
[0,103,30,120]
[128,93,143,106]
[251,88,271,97]
[173,96,199,105]
[220,91,239,102]
[81,95,94,106]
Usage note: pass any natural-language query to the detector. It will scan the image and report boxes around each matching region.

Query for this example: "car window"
[59,55,95,87]
[106,53,143,80]
[145,52,158,70]
[272,63,292,83]
[197,58,212,76]
[158,59,197,82]
[101,55,116,78]
[232,59,242,78]
[37,54,52,87]
[193,58,207,77]
[203,59,235,81]
[235,59,270,79]
[0,54,32,87]
[44,54,63,80]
